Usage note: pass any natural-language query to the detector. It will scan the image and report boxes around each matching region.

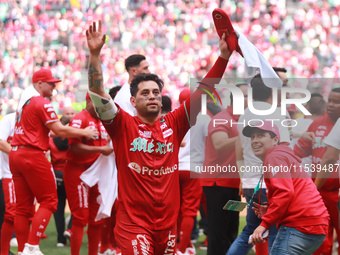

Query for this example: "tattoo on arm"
[88,64,103,93]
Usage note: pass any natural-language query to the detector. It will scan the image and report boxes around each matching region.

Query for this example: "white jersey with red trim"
[103,103,190,230]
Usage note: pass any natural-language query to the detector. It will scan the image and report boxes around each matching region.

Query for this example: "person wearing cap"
[243,120,329,254]
[9,68,98,255]
[85,21,231,254]
[63,93,113,255]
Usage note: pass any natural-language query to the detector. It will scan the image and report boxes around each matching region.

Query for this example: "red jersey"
[67,110,108,166]
[261,145,329,235]
[294,115,339,191]
[11,96,59,151]
[202,107,240,188]
[103,103,190,231]
[49,137,68,171]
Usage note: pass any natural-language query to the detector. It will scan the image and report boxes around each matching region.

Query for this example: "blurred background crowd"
[0,0,339,115]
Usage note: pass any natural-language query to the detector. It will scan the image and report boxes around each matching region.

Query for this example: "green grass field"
[9,216,255,255]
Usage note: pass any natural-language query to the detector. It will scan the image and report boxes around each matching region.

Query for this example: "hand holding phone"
[248,229,269,244]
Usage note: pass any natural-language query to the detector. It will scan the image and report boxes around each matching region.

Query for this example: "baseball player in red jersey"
[294,87,340,255]
[85,21,232,254]
[9,68,98,255]
[49,116,73,247]
[243,121,329,254]
[0,112,16,255]
[63,93,113,255]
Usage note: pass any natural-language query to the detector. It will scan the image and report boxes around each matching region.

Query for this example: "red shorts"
[2,178,16,223]
[9,148,58,216]
[64,161,102,227]
[179,171,202,217]
[114,211,177,255]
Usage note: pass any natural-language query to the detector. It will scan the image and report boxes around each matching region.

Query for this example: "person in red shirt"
[49,116,73,247]
[9,68,98,255]
[85,20,231,254]
[63,93,113,255]
[243,121,329,254]
[294,87,340,255]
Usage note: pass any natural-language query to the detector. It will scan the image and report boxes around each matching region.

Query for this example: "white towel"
[17,85,40,112]
[80,149,118,221]
[235,29,283,88]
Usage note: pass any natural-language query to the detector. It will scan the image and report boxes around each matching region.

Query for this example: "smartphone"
[248,229,269,244]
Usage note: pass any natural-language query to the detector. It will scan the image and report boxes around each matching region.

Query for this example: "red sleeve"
[185,57,228,127]
[260,156,294,229]
[102,105,128,140]
[37,99,59,126]
[208,115,237,137]
[164,103,190,142]
[293,124,314,158]
[68,115,84,145]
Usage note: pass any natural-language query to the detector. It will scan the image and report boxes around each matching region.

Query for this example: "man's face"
[63,107,76,119]
[326,91,340,122]
[250,130,278,160]
[131,80,162,117]
[86,98,98,118]
[40,81,56,98]
[133,60,150,75]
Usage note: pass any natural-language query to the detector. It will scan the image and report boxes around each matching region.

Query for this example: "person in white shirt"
[113,54,150,116]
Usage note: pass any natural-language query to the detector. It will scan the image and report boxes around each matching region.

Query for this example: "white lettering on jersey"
[14,126,24,135]
[72,119,82,125]
[163,128,173,138]
[44,103,53,108]
[137,234,150,255]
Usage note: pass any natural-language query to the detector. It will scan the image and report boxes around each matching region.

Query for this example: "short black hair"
[125,54,146,72]
[307,95,326,115]
[311,93,323,98]
[109,86,121,100]
[273,67,287,73]
[331,87,340,93]
[60,116,71,126]
[130,73,164,97]
[250,73,272,101]
[161,96,172,114]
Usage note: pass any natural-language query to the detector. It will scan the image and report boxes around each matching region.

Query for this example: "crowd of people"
[1,0,340,115]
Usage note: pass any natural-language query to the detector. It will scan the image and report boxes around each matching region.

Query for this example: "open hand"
[86,20,106,56]
[84,126,99,140]
[252,202,269,219]
[219,33,232,60]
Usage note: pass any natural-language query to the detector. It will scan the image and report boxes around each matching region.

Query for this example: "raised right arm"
[86,21,118,120]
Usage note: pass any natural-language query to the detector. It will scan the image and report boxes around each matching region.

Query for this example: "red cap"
[86,92,90,100]
[179,89,191,104]
[32,68,61,83]
[242,120,280,141]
